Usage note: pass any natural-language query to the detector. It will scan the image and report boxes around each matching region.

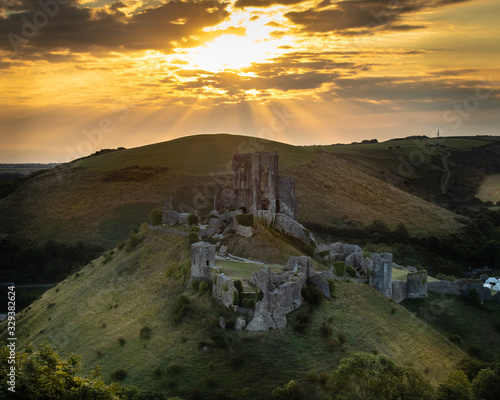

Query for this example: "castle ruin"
[220,152,297,220]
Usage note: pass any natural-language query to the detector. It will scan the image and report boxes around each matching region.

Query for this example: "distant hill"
[4,134,499,250]
[1,226,467,399]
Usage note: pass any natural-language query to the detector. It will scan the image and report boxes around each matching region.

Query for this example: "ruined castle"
[219,152,297,219]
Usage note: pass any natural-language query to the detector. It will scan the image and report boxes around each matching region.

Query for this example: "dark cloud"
[0,0,229,54]
[285,0,473,34]
[234,0,307,8]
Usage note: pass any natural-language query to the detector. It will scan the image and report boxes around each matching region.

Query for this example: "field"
[215,259,283,290]
[0,228,468,399]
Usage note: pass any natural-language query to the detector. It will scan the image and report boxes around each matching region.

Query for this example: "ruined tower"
[188,242,215,285]
[370,253,393,298]
[231,152,297,219]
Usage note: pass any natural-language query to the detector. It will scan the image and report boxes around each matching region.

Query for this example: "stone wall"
[370,253,393,298]
[391,280,407,303]
[407,271,428,299]
[212,272,237,308]
[274,213,314,246]
[428,279,492,303]
[277,176,297,219]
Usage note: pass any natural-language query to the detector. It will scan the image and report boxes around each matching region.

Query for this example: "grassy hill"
[1,227,467,399]
[4,134,499,249]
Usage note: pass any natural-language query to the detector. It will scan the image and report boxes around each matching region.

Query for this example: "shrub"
[149,209,162,226]
[190,225,200,232]
[369,219,391,235]
[235,213,254,227]
[140,326,152,340]
[166,364,182,375]
[198,280,210,294]
[319,322,333,338]
[333,261,345,276]
[346,265,357,278]
[103,250,114,264]
[188,232,199,245]
[449,334,462,345]
[165,261,189,278]
[126,232,143,251]
[326,278,336,294]
[232,290,240,306]
[173,295,190,323]
[468,344,482,359]
[191,279,200,291]
[187,214,198,225]
[118,337,126,346]
[468,289,482,308]
[302,284,323,306]
[338,333,347,345]
[110,368,127,382]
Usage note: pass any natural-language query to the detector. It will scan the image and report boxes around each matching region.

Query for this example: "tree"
[150,209,163,226]
[472,368,498,400]
[0,342,122,399]
[369,220,391,235]
[436,370,472,400]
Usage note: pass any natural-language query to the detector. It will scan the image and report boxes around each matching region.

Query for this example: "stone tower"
[189,242,215,286]
[370,253,393,298]
[231,152,297,219]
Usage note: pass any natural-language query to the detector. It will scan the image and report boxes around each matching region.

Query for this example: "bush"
[166,364,182,375]
[191,280,200,291]
[150,209,162,226]
[165,261,189,279]
[346,265,357,278]
[188,232,199,245]
[198,280,210,294]
[319,322,333,338]
[468,289,482,308]
[232,290,240,306]
[173,295,190,323]
[468,344,482,359]
[326,278,336,294]
[333,261,345,276]
[369,219,391,235]
[302,284,323,306]
[187,214,198,225]
[235,213,254,227]
[140,326,152,340]
[118,337,126,346]
[338,333,347,345]
[110,368,127,381]
[126,232,143,251]
[449,334,462,344]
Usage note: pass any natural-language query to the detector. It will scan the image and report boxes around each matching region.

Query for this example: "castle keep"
[223,152,297,219]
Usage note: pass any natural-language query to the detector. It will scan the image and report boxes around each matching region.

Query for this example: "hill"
[4,134,500,250]
[1,227,467,399]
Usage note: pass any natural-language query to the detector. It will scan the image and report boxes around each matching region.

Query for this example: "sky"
[0,0,499,162]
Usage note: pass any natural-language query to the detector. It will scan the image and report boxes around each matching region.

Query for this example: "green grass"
[392,268,439,282]
[72,134,316,174]
[0,228,468,399]
[402,291,500,362]
[215,259,283,290]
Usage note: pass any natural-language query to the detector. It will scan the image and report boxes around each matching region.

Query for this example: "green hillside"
[1,227,467,399]
[72,134,316,174]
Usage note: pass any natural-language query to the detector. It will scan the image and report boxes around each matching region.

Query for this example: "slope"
[1,227,466,399]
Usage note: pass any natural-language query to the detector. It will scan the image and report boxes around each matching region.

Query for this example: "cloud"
[234,0,307,8]
[285,0,473,35]
[0,0,229,54]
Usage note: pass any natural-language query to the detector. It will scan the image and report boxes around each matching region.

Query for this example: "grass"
[72,134,316,174]
[215,259,283,290]
[0,228,468,399]
[402,291,500,362]
[392,268,439,282]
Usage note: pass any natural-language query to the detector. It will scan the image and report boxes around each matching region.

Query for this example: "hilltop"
[3,134,500,250]
[1,226,468,399]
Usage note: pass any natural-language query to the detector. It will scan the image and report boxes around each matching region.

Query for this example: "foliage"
[110,368,127,382]
[173,295,190,323]
[346,265,357,278]
[188,232,199,245]
[302,284,323,306]
[150,209,163,226]
[198,280,210,294]
[472,367,500,400]
[232,290,240,306]
[333,261,346,277]
[0,342,122,399]
[326,278,336,294]
[140,326,152,340]
[187,214,198,225]
[368,219,391,235]
[436,370,472,400]
[468,289,482,308]
[319,322,333,338]
[272,380,304,400]
[165,261,190,279]
[126,231,143,251]
[330,352,435,400]
[235,213,254,227]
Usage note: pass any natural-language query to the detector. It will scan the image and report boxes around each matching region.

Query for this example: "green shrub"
[302,284,323,306]
[188,231,199,245]
[166,364,182,375]
[149,209,162,226]
[346,265,357,278]
[319,322,333,338]
[232,290,240,306]
[140,326,152,340]
[338,333,347,345]
[235,213,254,227]
[187,214,198,225]
[190,225,200,232]
[198,280,210,294]
[173,295,190,323]
[191,279,200,291]
[126,232,143,251]
[165,261,189,279]
[469,344,482,358]
[326,278,336,294]
[449,334,462,344]
[103,250,114,264]
[369,219,391,235]
[468,289,482,308]
[319,250,329,258]
[333,261,345,276]
[118,337,126,346]
[110,368,127,382]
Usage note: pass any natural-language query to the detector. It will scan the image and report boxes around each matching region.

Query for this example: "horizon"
[1,0,499,163]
